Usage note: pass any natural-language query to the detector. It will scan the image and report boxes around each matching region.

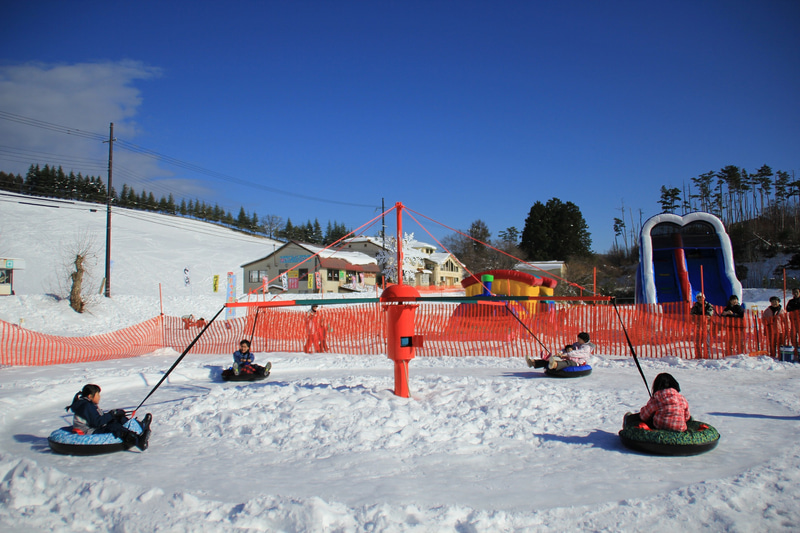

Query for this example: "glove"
[111,409,127,421]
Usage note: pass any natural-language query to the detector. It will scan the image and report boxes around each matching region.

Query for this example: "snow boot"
[121,430,138,449]
[136,413,152,451]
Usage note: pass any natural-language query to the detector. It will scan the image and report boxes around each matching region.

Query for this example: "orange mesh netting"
[3,304,799,366]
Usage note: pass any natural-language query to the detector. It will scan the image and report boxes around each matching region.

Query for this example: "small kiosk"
[0,258,25,296]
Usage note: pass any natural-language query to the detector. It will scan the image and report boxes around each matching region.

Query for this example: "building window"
[327,270,339,281]
[248,269,268,283]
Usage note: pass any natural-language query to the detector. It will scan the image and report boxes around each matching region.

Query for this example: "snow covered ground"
[2,195,800,532]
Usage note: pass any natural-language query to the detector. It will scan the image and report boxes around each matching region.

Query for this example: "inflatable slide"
[635,212,742,307]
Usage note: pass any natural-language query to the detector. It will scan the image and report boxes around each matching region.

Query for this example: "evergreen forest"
[0,164,351,245]
[3,162,799,296]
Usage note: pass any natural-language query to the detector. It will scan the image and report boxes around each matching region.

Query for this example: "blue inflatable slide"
[635,212,742,308]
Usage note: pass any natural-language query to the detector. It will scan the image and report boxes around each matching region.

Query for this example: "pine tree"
[282,218,295,240]
[520,198,592,261]
[24,164,40,196]
[312,219,323,243]
[659,186,681,213]
[236,207,249,228]
[54,166,67,198]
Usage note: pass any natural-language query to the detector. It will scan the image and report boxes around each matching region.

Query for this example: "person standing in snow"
[721,294,746,355]
[787,288,800,360]
[787,288,800,313]
[690,293,714,359]
[303,305,329,353]
[525,331,593,370]
[636,373,691,432]
[761,296,784,359]
[66,384,152,450]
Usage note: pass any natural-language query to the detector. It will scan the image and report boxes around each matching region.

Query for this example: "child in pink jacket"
[638,373,691,432]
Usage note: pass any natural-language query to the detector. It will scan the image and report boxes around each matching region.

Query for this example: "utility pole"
[103,122,115,297]
[381,197,386,248]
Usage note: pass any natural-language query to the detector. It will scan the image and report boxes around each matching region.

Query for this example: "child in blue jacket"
[66,384,152,450]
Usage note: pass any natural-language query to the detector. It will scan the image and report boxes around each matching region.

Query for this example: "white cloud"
[0,61,170,191]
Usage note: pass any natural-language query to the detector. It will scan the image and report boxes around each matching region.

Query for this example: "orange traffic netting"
[2,304,799,366]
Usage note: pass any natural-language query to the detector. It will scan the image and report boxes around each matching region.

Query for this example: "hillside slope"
[0,192,280,333]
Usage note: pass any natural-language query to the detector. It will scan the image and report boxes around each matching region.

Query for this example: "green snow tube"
[619,412,720,456]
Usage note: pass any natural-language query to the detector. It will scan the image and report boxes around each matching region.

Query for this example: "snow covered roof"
[301,243,378,266]
[343,235,385,247]
[318,257,380,273]
[241,241,378,268]
[408,239,437,251]
[427,252,453,265]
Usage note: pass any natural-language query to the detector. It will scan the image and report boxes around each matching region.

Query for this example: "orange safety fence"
[2,304,800,366]
[250,303,386,354]
[1,317,165,366]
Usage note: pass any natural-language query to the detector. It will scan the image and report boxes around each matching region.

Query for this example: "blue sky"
[1,1,798,253]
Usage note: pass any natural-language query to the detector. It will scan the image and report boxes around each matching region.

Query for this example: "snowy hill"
[0,192,280,334]
[1,193,800,531]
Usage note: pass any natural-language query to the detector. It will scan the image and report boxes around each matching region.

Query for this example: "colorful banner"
[212,274,219,293]
[279,254,312,264]
[226,272,236,319]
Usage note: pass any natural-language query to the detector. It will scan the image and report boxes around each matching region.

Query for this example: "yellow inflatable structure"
[461,269,557,315]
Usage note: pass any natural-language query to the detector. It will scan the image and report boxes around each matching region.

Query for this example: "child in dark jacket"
[66,384,152,450]
[637,373,691,432]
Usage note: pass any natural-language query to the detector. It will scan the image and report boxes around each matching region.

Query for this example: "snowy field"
[2,195,800,532]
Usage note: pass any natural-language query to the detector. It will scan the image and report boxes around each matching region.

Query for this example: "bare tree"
[260,214,284,239]
[69,254,87,312]
[55,232,101,313]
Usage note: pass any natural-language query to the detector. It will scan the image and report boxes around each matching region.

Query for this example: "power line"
[0,111,106,142]
[0,191,280,244]
[112,209,278,244]
[0,145,106,167]
[0,110,380,209]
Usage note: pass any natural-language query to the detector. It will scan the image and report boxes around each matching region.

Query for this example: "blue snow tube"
[545,364,592,378]
[48,418,144,456]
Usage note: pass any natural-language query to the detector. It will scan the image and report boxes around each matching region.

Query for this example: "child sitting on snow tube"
[636,373,690,432]
[620,373,719,455]
[525,332,593,371]
[66,384,152,450]
[227,339,271,378]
